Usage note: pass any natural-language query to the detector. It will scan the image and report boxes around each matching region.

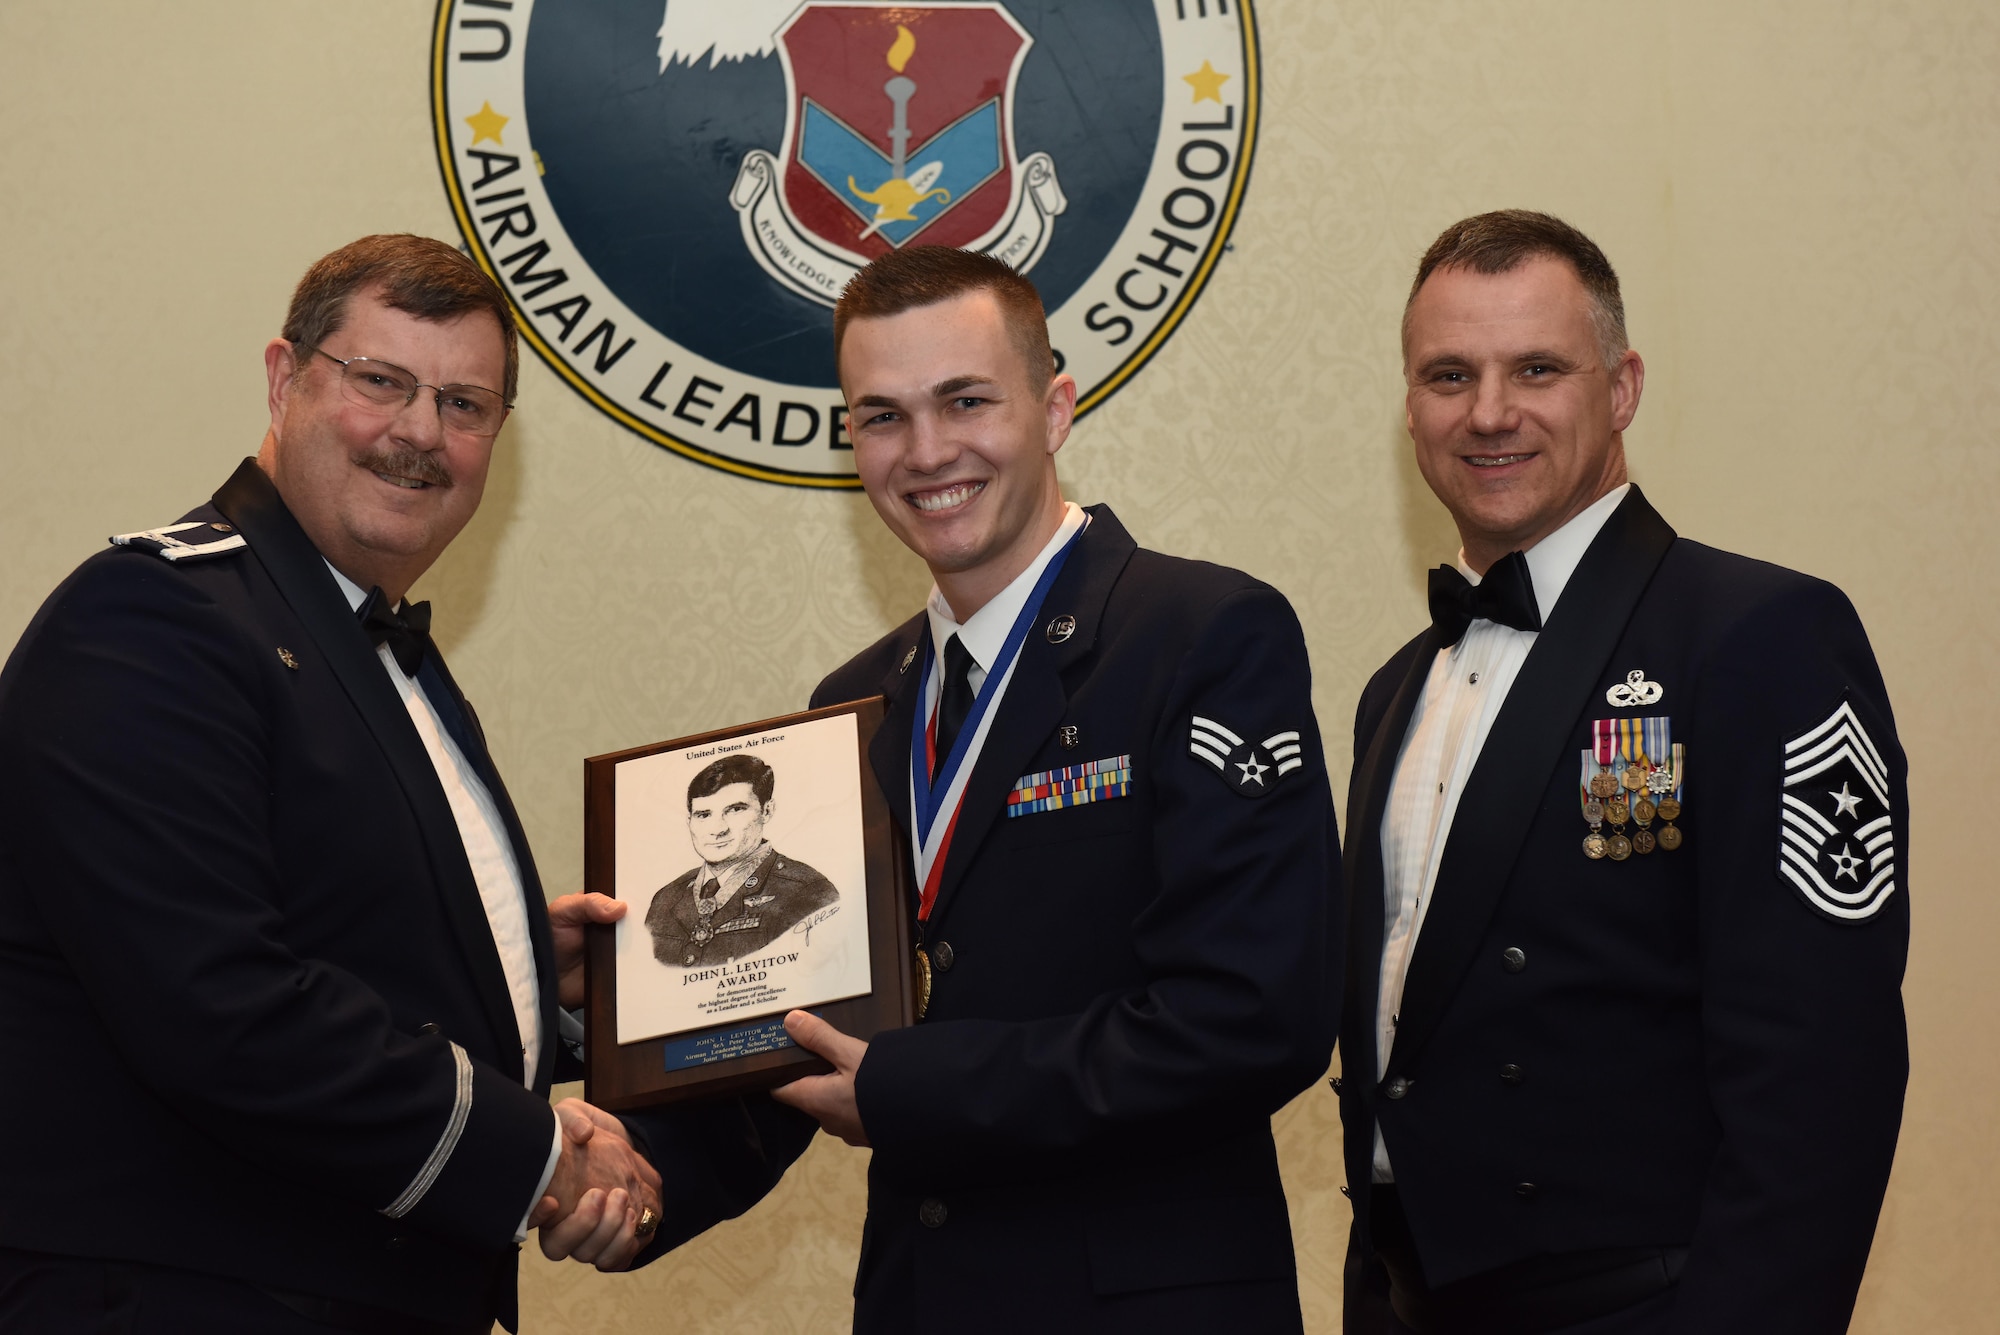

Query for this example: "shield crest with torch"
[730,2,1066,306]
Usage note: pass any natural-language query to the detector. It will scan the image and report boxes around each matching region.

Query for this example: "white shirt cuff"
[514,1109,563,1243]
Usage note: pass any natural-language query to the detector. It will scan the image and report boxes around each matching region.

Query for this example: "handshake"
[536,892,665,1273]
[528,1096,664,1273]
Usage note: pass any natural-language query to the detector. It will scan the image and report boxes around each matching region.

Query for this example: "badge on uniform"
[1007,755,1131,818]
[1779,698,1897,923]
[109,520,247,563]
[1189,716,1302,799]
[1579,717,1683,861]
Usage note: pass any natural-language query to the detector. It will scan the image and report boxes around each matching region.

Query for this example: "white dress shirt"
[1372,484,1629,1183]
[326,564,559,1235]
[922,501,1088,706]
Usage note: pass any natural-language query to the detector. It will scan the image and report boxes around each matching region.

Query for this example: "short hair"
[1404,210,1628,370]
[834,246,1055,387]
[686,754,775,809]
[281,234,519,402]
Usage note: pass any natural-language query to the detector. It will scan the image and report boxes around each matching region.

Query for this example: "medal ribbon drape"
[907,525,1086,921]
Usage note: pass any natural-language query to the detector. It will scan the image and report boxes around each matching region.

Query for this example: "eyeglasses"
[312,349,511,438]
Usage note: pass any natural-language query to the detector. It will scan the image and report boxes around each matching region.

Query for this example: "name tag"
[1007,754,1132,818]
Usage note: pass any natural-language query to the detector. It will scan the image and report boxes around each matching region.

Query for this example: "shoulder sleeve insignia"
[110,521,247,564]
[1190,716,1304,800]
[1779,698,1898,923]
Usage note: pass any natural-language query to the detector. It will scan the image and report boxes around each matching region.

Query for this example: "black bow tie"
[1427,550,1542,647]
[357,587,434,676]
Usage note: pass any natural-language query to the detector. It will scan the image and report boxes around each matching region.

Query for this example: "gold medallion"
[1621,764,1645,792]
[1606,797,1630,825]
[1590,772,1619,800]
[1607,834,1633,861]
[914,947,932,1020]
[1633,797,1656,825]
[1583,832,1608,859]
[1632,828,1657,855]
[1656,798,1681,821]
[1657,823,1683,851]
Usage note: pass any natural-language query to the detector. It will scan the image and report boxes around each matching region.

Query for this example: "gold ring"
[634,1205,658,1238]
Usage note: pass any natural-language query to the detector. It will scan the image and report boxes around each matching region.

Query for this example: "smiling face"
[1403,256,1644,572]
[687,781,772,868]
[259,287,508,601]
[841,289,1076,620]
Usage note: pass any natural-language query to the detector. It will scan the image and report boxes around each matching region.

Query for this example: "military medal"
[913,945,932,1019]
[1585,718,1688,863]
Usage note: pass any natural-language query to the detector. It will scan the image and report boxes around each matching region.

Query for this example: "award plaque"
[583,697,914,1111]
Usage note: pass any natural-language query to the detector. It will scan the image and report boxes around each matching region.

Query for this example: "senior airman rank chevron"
[1779,699,1898,923]
[1006,755,1132,818]
[1189,716,1303,800]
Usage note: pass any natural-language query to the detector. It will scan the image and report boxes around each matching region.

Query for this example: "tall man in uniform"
[0,234,658,1332]
[620,246,1341,1331]
[1337,211,1908,1333]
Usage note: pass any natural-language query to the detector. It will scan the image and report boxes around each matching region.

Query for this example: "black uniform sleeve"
[1668,580,1908,1332]
[0,559,555,1249]
[853,585,1341,1173]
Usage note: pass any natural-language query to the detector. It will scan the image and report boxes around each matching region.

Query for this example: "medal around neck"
[582,698,915,1110]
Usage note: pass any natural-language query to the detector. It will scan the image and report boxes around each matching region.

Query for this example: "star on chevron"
[1827,843,1863,881]
[1183,60,1230,104]
[1827,781,1863,820]
[465,101,509,146]
[1235,754,1268,786]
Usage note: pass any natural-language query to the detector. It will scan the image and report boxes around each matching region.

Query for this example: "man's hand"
[548,893,626,1009]
[771,1010,870,1147]
[530,1098,662,1271]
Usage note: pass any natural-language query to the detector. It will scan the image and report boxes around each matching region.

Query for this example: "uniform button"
[1328,1076,1344,1094]
[1339,1184,1352,1199]
[1499,1063,1524,1085]
[932,940,955,972]
[918,1198,948,1228]
[1501,947,1527,973]
[417,1022,441,1036]
[1383,1076,1410,1100]
[1515,1182,1539,1200]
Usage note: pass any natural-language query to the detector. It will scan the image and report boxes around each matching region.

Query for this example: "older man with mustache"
[0,234,654,1333]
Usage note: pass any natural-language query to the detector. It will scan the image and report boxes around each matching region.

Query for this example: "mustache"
[358,448,452,487]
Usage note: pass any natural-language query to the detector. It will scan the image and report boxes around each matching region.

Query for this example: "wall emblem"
[432,0,1259,487]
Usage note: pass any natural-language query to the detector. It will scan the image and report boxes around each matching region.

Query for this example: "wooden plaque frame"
[583,697,913,1111]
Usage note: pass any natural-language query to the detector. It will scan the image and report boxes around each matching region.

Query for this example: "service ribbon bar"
[1006,755,1133,818]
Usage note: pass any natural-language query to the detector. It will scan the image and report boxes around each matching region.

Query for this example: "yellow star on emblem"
[465,101,509,146]
[1183,60,1230,105]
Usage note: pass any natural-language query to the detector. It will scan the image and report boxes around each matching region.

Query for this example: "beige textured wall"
[3,2,1994,1330]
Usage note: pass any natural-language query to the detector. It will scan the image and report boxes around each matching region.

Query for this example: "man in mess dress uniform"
[1337,211,1908,1334]
[646,752,840,968]
[619,247,1341,1332]
[0,235,658,1333]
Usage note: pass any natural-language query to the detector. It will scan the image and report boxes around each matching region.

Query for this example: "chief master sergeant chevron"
[1337,211,1908,1334]
[0,234,660,1332]
[622,246,1342,1332]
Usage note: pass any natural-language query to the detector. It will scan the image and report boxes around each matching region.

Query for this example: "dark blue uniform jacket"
[630,505,1342,1334]
[1338,487,1908,1333]
[0,460,565,1331]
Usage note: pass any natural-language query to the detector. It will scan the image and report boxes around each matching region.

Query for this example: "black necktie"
[1427,551,1542,647]
[933,634,977,771]
[358,586,435,676]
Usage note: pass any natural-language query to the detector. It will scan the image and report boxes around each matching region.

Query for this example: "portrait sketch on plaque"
[612,710,872,1045]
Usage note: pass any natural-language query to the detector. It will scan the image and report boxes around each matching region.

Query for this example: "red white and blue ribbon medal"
[1579,717,1684,861]
[907,525,1086,925]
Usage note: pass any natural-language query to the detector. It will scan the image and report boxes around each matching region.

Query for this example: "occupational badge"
[1778,698,1898,922]
[1189,716,1302,799]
